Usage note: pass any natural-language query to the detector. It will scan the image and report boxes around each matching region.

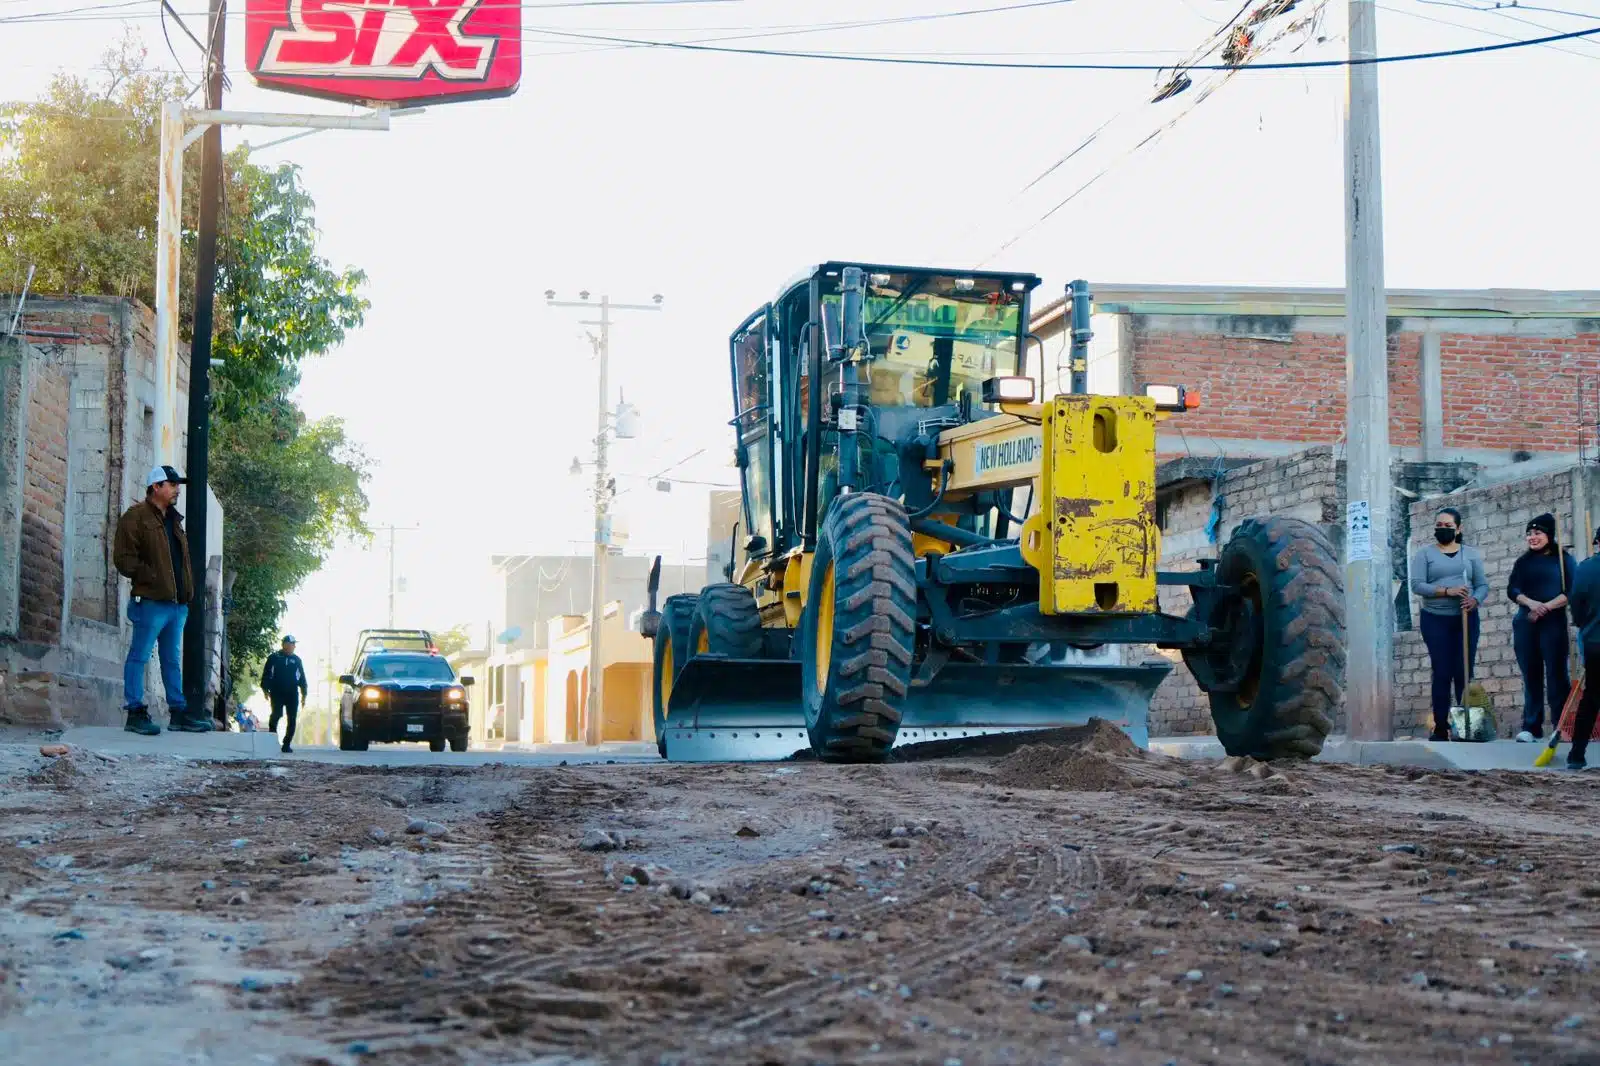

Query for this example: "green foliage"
[0,35,372,701]
[430,625,473,659]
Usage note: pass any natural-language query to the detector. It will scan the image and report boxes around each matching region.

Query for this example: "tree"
[430,625,474,659]
[0,36,372,700]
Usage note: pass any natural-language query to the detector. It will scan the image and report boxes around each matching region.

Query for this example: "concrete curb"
[1149,734,1560,773]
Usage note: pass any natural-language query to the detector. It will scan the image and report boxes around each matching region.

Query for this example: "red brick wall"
[20,359,68,644]
[1439,333,1600,452]
[1134,321,1598,454]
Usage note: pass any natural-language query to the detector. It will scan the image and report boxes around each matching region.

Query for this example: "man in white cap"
[111,464,212,735]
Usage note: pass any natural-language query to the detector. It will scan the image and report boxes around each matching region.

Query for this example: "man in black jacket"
[1564,529,1600,769]
[261,636,309,754]
[1561,528,1600,765]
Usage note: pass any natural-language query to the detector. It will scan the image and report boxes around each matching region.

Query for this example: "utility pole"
[546,290,662,746]
[181,0,227,720]
[1344,0,1394,741]
[375,524,420,627]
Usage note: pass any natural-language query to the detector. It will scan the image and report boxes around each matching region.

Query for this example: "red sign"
[245,0,521,106]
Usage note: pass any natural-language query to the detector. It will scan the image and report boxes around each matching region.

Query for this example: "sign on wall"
[245,0,522,106]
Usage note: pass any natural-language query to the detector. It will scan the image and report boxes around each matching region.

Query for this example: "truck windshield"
[364,656,455,682]
[822,271,1024,409]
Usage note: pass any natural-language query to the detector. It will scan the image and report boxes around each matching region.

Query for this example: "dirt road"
[4,723,1600,1065]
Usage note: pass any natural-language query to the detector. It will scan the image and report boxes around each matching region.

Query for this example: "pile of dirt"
[996,745,1139,792]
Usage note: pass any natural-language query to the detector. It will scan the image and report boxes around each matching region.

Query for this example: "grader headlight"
[982,376,1037,405]
[1144,383,1201,412]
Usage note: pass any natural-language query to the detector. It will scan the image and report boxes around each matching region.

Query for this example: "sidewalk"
[54,727,660,766]
[1150,734,1558,772]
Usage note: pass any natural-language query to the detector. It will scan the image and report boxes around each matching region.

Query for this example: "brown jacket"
[113,499,193,603]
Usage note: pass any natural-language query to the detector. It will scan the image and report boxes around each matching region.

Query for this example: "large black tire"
[340,723,368,752]
[651,593,698,758]
[1184,516,1345,760]
[799,492,917,762]
[688,583,764,658]
[449,734,468,753]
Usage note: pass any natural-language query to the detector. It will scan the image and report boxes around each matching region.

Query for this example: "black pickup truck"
[337,629,474,752]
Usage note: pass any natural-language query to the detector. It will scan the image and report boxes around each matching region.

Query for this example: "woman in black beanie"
[1507,512,1577,741]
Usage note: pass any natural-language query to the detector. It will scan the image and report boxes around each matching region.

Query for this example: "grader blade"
[895,662,1170,750]
[661,657,808,762]
[660,656,1172,762]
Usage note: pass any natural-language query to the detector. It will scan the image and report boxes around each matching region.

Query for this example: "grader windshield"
[821,270,1026,408]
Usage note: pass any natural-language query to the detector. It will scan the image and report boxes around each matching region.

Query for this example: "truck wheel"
[800,492,916,763]
[689,583,763,658]
[651,593,699,758]
[449,734,468,753]
[1185,516,1344,760]
[429,738,446,753]
[340,724,367,752]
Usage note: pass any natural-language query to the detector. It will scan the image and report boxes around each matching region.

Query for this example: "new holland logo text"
[260,0,497,80]
[972,432,1041,476]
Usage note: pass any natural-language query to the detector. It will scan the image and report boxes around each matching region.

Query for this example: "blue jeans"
[124,598,187,713]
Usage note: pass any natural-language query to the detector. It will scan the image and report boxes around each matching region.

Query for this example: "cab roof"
[774,261,1043,306]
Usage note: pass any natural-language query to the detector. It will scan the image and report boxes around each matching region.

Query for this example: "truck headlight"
[445,687,465,703]
[361,687,382,704]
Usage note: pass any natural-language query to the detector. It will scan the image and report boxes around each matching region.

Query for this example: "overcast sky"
[5,0,1598,680]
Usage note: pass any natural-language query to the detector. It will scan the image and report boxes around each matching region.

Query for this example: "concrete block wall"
[1150,445,1479,739]
[1398,468,1581,737]
[1149,448,1342,737]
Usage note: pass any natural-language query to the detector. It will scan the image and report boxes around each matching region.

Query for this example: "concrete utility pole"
[376,524,420,628]
[1344,0,1395,741]
[546,291,661,746]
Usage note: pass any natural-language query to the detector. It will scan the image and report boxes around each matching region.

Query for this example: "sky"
[4,0,1599,686]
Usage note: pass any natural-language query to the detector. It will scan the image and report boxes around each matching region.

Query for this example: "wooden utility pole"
[181,0,226,721]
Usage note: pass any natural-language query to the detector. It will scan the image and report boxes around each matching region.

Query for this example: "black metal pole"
[182,0,226,718]
[1068,279,1092,395]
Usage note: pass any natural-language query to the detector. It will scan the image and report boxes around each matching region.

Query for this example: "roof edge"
[1032,284,1600,329]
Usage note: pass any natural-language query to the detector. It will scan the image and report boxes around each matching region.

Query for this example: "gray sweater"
[1409,543,1490,616]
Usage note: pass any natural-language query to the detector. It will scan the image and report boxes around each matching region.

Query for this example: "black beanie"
[1527,513,1557,539]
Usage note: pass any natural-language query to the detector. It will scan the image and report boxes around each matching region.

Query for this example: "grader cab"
[642,262,1345,763]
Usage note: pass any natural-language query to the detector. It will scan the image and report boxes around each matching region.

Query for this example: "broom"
[1535,512,1583,767]
[1450,600,1494,741]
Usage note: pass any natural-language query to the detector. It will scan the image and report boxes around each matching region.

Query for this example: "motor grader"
[641,263,1344,763]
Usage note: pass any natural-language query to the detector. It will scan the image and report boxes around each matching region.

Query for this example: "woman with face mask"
[1409,507,1489,741]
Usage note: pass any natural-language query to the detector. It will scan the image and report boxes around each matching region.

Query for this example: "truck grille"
[386,691,441,714]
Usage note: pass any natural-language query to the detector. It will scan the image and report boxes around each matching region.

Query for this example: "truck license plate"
[406,723,423,734]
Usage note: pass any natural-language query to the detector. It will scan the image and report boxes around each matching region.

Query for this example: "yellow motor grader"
[641,263,1344,763]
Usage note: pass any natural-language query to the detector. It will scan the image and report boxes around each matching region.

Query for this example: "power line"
[1385,0,1600,60]
[523,18,1600,69]
[972,0,1329,263]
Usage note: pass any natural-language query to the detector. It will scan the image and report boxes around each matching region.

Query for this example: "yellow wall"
[546,603,653,744]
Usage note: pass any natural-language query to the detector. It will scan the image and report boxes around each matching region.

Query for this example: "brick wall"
[1439,333,1600,452]
[0,296,203,728]
[1132,321,1420,447]
[19,354,68,644]
[1396,469,1582,737]
[1129,316,1600,456]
